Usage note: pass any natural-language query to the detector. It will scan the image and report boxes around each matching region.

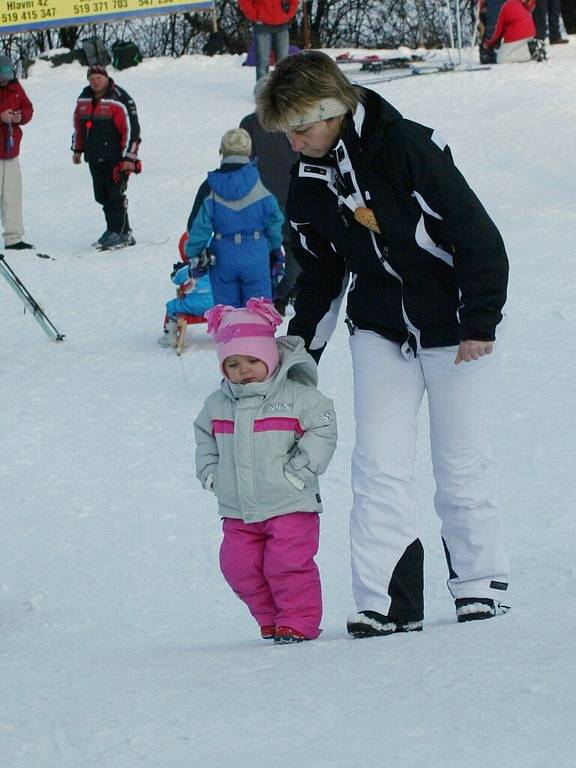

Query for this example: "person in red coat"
[0,56,34,250]
[484,0,537,61]
[239,0,298,81]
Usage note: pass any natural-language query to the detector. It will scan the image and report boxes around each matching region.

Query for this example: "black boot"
[5,241,34,250]
[347,610,423,638]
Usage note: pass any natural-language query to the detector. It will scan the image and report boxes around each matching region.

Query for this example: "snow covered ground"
[1,40,576,767]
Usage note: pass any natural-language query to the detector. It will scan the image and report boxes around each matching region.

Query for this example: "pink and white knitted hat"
[205,297,283,378]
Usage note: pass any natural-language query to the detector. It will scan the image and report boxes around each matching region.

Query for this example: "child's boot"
[166,319,178,347]
[158,320,178,348]
[274,626,307,644]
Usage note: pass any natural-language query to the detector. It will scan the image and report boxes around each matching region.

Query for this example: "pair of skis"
[0,254,65,342]
[336,53,424,70]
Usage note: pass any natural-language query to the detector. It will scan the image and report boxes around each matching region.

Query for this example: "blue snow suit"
[185,155,284,308]
[166,271,214,319]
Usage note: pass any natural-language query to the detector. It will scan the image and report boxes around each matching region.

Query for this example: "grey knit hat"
[0,56,15,82]
[220,128,252,157]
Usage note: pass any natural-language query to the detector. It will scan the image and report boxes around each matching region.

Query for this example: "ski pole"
[0,254,65,342]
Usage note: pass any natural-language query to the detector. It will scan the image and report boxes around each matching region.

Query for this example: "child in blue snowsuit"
[185,128,285,308]
[165,232,214,321]
[166,271,214,320]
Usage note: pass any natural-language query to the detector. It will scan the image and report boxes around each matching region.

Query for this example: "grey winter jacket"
[194,336,337,523]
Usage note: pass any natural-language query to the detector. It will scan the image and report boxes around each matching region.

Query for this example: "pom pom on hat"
[220,128,252,158]
[87,64,109,79]
[205,297,283,378]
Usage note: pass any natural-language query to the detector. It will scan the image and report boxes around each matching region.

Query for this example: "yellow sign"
[0,0,212,33]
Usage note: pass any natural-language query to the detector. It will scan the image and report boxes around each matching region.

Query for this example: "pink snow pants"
[219,512,322,639]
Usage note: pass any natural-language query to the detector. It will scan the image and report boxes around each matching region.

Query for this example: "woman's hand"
[455,340,494,365]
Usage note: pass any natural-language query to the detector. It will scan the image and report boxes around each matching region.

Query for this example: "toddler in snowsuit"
[185,128,285,308]
[194,297,337,643]
[163,232,214,346]
[166,232,214,319]
[166,271,213,321]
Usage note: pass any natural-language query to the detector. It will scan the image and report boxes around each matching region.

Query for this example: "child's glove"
[269,246,286,287]
[284,450,316,490]
[204,474,215,493]
[177,279,195,299]
[284,468,306,491]
[189,248,216,278]
[171,262,184,279]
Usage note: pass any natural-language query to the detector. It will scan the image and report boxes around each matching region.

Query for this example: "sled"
[161,312,208,356]
[175,313,207,356]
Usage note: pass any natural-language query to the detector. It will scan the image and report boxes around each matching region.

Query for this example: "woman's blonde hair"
[256,51,361,132]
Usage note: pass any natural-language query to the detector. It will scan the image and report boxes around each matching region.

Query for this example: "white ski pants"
[349,330,510,619]
[0,158,24,246]
[497,39,533,64]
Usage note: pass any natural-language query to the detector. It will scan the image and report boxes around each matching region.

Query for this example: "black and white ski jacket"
[286,88,509,359]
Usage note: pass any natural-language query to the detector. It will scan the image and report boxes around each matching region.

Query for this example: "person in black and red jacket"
[72,65,141,250]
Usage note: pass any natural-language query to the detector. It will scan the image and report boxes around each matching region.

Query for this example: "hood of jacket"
[207,158,260,202]
[222,335,318,401]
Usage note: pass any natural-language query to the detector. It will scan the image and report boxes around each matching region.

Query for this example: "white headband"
[287,98,349,128]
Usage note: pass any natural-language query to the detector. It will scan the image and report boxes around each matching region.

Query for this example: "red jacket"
[0,80,33,160]
[485,0,536,46]
[239,0,298,26]
[72,79,140,164]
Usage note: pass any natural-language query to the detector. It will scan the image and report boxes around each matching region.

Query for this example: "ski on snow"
[0,254,65,341]
[336,51,491,85]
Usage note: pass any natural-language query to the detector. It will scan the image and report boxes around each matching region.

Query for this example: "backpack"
[111,41,143,71]
[203,31,228,56]
[81,37,111,67]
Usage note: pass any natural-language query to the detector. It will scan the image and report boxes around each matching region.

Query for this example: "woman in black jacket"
[257,51,511,637]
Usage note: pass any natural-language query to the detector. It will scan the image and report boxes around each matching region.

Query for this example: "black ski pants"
[534,0,563,39]
[484,0,506,40]
[89,161,130,235]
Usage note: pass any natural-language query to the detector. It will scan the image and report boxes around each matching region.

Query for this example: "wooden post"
[176,318,187,355]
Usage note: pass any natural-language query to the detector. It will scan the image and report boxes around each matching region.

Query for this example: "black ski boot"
[347,610,423,638]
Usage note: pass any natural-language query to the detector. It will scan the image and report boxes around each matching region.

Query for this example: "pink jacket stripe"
[254,417,304,436]
[212,419,235,435]
[211,417,304,436]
